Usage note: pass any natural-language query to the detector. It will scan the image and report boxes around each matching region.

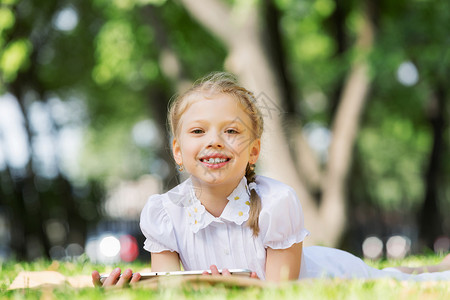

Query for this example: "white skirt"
[300,246,450,281]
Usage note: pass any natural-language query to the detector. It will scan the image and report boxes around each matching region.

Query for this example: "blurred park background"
[0,0,449,264]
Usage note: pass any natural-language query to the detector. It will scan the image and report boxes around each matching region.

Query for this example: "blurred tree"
[0,0,448,259]
[0,0,104,259]
[347,0,450,251]
[0,0,226,259]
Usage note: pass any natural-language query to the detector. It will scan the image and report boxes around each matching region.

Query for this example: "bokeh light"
[396,61,419,86]
[362,236,383,260]
[53,6,78,32]
[433,236,450,254]
[119,234,139,262]
[386,235,411,259]
[99,235,121,258]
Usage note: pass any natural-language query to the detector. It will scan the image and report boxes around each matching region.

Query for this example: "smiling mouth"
[200,157,231,164]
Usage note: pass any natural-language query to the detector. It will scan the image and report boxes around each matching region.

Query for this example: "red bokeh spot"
[120,234,139,262]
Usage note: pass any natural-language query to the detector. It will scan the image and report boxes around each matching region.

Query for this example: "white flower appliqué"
[186,200,206,232]
[227,195,250,225]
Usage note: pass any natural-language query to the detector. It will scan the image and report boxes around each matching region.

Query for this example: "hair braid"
[245,163,261,237]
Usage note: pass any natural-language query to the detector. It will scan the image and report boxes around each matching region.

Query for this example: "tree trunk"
[141,5,191,189]
[418,85,446,249]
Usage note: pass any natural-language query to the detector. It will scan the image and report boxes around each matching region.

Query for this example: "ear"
[172,138,183,165]
[248,138,261,165]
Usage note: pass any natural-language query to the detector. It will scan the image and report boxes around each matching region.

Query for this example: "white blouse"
[140,175,310,280]
[140,175,450,281]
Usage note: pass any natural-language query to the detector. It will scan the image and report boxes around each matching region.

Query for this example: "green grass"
[1,254,449,299]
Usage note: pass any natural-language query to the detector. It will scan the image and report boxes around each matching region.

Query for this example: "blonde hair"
[168,72,264,236]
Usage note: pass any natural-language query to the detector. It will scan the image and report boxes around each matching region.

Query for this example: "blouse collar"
[185,177,251,233]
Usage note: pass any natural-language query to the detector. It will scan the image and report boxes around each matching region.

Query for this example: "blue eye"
[191,129,204,134]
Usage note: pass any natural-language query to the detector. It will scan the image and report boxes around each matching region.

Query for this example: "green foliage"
[93,20,157,86]
[277,0,349,124]
[0,2,30,86]
[160,1,227,79]
[0,6,15,33]
[353,0,450,212]
[0,38,32,82]
[79,0,226,182]
[358,114,431,210]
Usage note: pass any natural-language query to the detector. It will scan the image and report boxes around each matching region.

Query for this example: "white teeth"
[203,158,227,164]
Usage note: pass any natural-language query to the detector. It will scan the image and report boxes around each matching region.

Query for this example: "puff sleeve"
[140,194,179,253]
[258,181,309,249]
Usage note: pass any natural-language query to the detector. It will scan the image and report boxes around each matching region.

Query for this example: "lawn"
[1,254,449,299]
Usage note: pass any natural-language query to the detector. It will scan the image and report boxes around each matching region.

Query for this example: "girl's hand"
[202,264,231,276]
[202,265,259,279]
[92,267,141,287]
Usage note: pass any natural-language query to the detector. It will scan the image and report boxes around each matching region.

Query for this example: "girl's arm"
[265,242,303,282]
[150,251,181,271]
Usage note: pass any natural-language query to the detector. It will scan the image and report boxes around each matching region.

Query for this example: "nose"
[207,131,224,148]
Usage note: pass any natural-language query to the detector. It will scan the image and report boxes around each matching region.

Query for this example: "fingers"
[116,268,133,287]
[102,267,121,287]
[118,269,141,285]
[250,272,259,279]
[130,272,141,283]
[221,268,231,276]
[92,270,102,287]
[205,265,231,276]
[203,265,256,278]
[93,268,141,288]
[210,265,220,275]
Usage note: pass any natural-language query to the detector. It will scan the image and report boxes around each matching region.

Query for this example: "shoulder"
[141,179,191,223]
[255,176,309,248]
[255,175,303,225]
[146,178,192,206]
[255,175,298,204]
[140,181,192,253]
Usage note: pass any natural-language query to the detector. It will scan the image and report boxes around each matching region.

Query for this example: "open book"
[8,271,93,290]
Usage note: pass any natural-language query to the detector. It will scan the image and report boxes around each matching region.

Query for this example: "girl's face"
[172,93,261,189]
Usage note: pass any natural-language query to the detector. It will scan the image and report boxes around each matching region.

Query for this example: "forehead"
[181,92,250,122]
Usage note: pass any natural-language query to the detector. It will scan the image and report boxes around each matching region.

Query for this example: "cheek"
[226,134,252,151]
[179,140,199,157]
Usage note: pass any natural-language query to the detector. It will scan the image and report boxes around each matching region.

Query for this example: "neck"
[191,178,241,217]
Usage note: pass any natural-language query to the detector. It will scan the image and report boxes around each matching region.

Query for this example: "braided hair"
[245,163,261,236]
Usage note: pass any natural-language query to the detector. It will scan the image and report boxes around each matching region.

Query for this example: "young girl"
[93,72,450,286]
